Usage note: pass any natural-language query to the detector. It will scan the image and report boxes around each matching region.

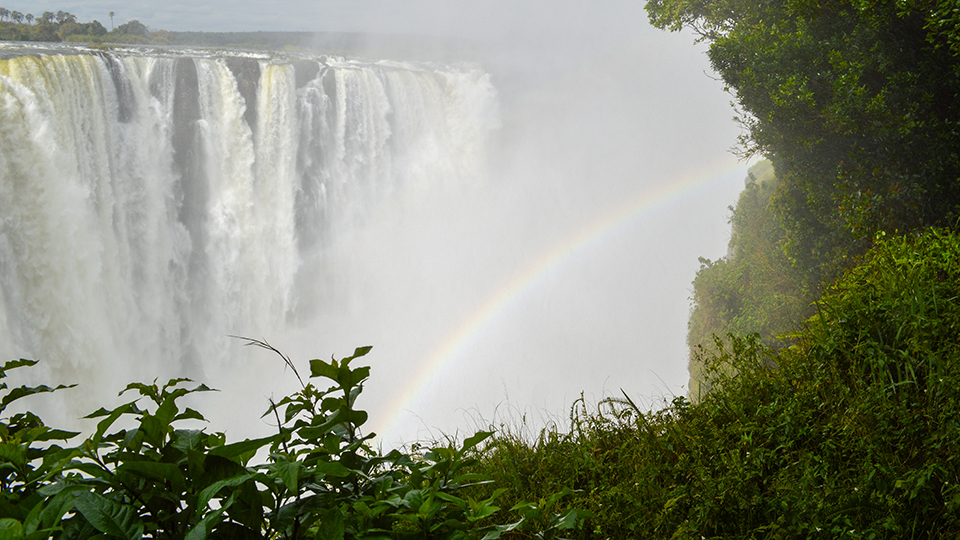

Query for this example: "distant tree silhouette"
[54,10,76,25]
[115,19,148,36]
[88,20,107,36]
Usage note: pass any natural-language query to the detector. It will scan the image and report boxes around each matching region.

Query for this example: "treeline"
[686,160,810,396]
[0,8,471,57]
[0,9,172,45]
[657,0,960,391]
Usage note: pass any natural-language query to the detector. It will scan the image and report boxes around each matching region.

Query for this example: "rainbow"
[372,158,748,445]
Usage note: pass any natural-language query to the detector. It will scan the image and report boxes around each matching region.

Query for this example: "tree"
[646,0,960,289]
[115,19,148,36]
[24,13,32,24]
[86,20,107,36]
[54,10,76,25]
[687,160,810,397]
[109,11,114,30]
[0,8,9,22]
[57,22,81,39]
[9,10,21,23]
[38,11,54,24]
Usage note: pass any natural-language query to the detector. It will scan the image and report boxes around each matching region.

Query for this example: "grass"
[467,227,960,539]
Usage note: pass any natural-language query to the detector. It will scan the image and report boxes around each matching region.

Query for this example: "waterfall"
[0,46,498,420]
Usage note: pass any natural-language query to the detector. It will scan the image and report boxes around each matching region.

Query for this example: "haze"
[4,0,748,446]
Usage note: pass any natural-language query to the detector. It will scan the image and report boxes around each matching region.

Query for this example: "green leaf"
[195,473,258,514]
[171,429,206,454]
[309,358,339,382]
[207,435,276,462]
[87,401,138,448]
[555,508,593,529]
[436,491,466,507]
[117,461,186,490]
[1,383,77,413]
[320,396,343,413]
[155,394,179,427]
[0,518,23,540]
[67,460,112,479]
[461,431,492,453]
[31,428,80,442]
[316,508,344,540]
[185,492,233,540]
[466,498,500,522]
[309,460,352,478]
[343,366,370,389]
[174,408,206,422]
[83,407,114,419]
[139,414,166,447]
[121,381,159,403]
[0,359,38,378]
[481,521,522,540]
[37,484,88,529]
[403,489,424,511]
[72,491,144,540]
[204,522,261,540]
[274,460,300,493]
[161,378,194,393]
[345,346,373,361]
[0,443,27,468]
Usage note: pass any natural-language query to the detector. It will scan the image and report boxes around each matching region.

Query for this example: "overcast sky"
[3,0,652,38]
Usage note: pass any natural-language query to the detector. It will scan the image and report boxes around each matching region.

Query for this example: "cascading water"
[0,44,498,426]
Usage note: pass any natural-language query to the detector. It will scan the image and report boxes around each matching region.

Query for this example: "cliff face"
[686,159,810,400]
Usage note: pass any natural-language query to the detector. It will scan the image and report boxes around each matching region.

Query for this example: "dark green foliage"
[647,0,960,288]
[56,377,263,540]
[0,342,587,540]
[475,228,960,539]
[0,359,78,538]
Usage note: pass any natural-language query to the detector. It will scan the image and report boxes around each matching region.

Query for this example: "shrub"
[0,342,589,539]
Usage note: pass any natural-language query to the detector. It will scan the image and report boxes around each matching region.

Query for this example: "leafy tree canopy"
[114,19,147,36]
[647,0,960,286]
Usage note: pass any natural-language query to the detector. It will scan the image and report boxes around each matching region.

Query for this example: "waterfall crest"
[0,47,498,401]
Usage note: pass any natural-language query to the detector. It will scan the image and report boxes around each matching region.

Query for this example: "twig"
[229,335,305,389]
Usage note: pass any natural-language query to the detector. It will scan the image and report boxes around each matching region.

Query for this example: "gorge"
[0,40,744,446]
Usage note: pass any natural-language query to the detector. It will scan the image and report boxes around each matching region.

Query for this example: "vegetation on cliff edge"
[472,228,960,538]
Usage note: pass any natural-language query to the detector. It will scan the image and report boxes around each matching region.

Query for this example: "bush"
[0,341,588,540]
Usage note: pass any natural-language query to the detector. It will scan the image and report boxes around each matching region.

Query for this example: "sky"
[9,0,655,39]
[2,0,750,446]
